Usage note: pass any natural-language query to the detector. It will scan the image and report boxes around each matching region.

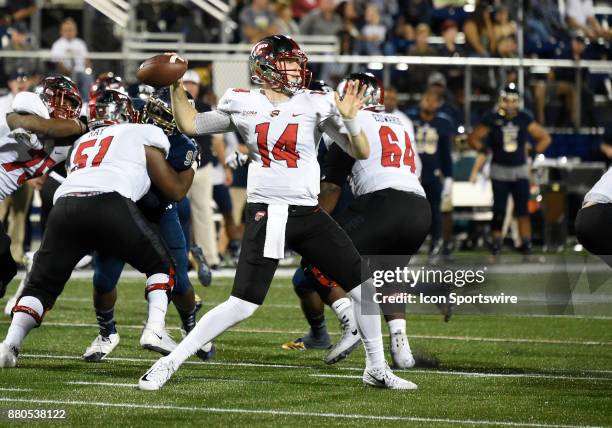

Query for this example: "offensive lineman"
[139,35,417,390]
[0,89,194,368]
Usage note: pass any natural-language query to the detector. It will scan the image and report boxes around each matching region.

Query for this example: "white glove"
[442,177,453,198]
[8,128,43,150]
[225,151,249,170]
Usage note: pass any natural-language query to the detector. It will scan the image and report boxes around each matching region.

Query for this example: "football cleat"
[324,313,361,365]
[0,342,18,368]
[390,332,415,369]
[180,328,215,361]
[190,245,212,286]
[140,325,177,355]
[138,356,177,391]
[82,333,120,362]
[363,363,418,390]
[281,331,331,351]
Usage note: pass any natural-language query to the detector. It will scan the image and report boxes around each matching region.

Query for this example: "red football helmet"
[88,90,138,129]
[337,72,385,112]
[249,35,311,95]
[88,72,127,100]
[38,76,82,120]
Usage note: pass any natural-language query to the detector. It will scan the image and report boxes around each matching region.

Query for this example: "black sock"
[177,307,197,332]
[305,313,327,338]
[96,308,117,337]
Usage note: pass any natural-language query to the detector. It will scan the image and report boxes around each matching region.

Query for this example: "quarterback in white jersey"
[140,35,417,391]
[576,167,612,268]
[0,90,195,370]
[284,73,431,369]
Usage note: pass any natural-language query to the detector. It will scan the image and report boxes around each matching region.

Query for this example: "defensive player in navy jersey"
[83,88,214,362]
[409,89,454,261]
[468,84,551,257]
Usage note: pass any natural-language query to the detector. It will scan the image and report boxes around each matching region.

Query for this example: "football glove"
[225,151,249,170]
[8,128,43,150]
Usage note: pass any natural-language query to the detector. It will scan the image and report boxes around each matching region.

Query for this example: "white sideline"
[0,398,601,428]
[19,353,612,382]
[3,320,610,346]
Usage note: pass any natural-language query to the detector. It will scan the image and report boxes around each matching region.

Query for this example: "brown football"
[136,54,188,87]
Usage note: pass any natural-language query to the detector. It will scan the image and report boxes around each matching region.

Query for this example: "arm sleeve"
[193,110,236,135]
[322,143,355,186]
[319,116,352,153]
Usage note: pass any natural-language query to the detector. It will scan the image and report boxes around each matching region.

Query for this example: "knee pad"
[145,269,175,300]
[293,267,318,297]
[12,295,45,326]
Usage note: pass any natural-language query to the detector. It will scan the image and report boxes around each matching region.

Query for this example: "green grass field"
[0,273,611,427]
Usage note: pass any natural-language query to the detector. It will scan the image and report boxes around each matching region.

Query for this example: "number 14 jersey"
[218,88,340,206]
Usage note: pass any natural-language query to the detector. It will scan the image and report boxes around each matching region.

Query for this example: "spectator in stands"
[437,20,464,92]
[299,0,343,37]
[319,30,355,87]
[492,6,516,43]
[407,23,436,93]
[533,31,593,126]
[0,69,33,267]
[239,0,278,43]
[2,22,38,84]
[274,1,300,36]
[395,0,433,42]
[565,0,612,41]
[50,18,93,101]
[355,0,399,30]
[464,0,496,56]
[358,4,386,55]
[525,0,567,46]
[337,1,360,40]
[2,0,36,28]
[292,0,319,21]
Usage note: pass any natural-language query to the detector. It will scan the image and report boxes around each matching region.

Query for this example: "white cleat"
[363,363,418,390]
[0,342,18,368]
[138,356,176,391]
[140,325,177,355]
[390,332,415,369]
[324,312,361,365]
[82,333,120,362]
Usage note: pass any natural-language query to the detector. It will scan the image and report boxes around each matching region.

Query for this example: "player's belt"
[63,191,106,197]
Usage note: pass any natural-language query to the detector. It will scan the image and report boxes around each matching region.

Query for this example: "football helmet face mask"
[141,87,177,135]
[249,35,312,95]
[88,72,127,101]
[88,90,138,130]
[309,79,333,93]
[337,72,385,112]
[498,82,520,118]
[38,76,82,120]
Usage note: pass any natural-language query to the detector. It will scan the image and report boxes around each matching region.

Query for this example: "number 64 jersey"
[328,109,425,198]
[54,123,170,204]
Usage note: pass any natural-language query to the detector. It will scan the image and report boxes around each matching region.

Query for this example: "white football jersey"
[347,110,425,198]
[217,88,338,205]
[584,167,612,204]
[0,92,68,201]
[54,123,170,203]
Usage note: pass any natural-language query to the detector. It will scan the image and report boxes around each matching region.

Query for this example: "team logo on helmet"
[337,72,385,112]
[88,90,138,130]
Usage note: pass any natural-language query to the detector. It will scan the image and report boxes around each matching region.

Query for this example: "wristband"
[342,117,361,137]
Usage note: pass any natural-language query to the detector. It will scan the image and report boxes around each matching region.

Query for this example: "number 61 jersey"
[217,88,340,206]
[54,123,170,204]
[344,110,425,198]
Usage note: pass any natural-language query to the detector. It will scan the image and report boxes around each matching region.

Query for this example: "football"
[136,53,188,87]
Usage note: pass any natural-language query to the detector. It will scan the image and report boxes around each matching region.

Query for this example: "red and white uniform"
[215,88,344,206]
[0,92,70,201]
[334,110,425,198]
[54,123,170,203]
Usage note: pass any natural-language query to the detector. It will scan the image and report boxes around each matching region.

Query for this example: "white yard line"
[19,353,612,382]
[0,398,600,428]
[4,320,609,346]
[0,388,32,392]
[65,381,137,388]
